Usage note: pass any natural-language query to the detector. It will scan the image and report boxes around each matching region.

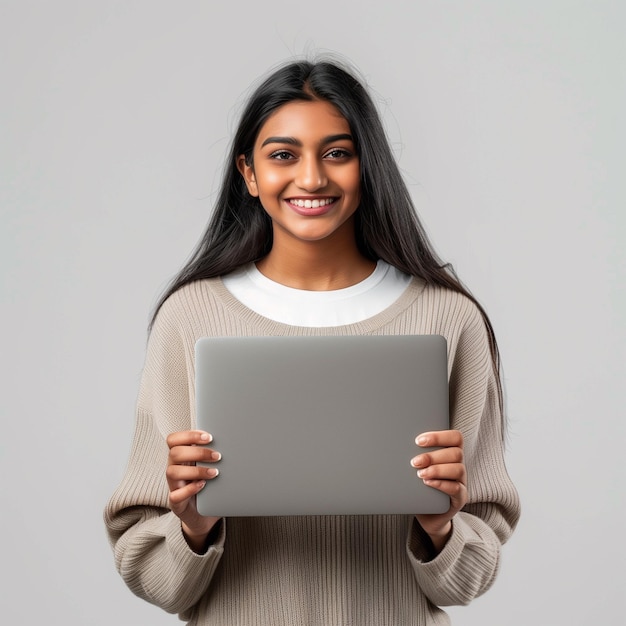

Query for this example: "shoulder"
[152,278,225,333]
[417,281,486,334]
[410,282,493,373]
[381,278,487,347]
[150,276,261,345]
[158,278,223,318]
[145,280,220,360]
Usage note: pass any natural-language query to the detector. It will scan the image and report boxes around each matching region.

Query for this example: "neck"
[256,229,376,291]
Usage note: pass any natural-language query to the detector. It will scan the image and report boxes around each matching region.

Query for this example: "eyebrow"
[260,133,354,148]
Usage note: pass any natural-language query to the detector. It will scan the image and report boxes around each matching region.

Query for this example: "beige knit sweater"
[104,276,520,625]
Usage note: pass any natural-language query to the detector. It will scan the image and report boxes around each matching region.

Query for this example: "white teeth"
[291,198,334,207]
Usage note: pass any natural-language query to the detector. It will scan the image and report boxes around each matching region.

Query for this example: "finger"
[166,430,213,449]
[421,477,468,506]
[169,446,221,465]
[169,479,208,506]
[416,462,466,484]
[411,447,463,469]
[166,464,220,484]
[416,430,463,449]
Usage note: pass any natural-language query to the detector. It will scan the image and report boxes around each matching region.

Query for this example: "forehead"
[255,100,351,144]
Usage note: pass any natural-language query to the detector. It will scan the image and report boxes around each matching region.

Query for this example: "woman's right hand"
[166,430,222,551]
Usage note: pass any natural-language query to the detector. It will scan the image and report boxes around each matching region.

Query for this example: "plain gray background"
[1,1,624,624]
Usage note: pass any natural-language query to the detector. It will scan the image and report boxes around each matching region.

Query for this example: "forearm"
[407,512,502,606]
[416,517,453,556]
[182,517,223,554]
[109,507,225,614]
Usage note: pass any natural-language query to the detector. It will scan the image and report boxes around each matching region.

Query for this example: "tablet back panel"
[195,335,449,516]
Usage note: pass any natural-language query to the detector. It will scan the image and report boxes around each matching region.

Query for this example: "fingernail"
[200,432,211,442]
[211,452,222,461]
[417,469,425,478]
[417,435,429,446]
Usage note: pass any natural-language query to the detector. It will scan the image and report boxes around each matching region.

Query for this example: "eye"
[324,148,352,159]
[269,150,295,160]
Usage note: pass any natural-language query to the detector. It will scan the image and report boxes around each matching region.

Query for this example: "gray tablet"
[195,334,449,516]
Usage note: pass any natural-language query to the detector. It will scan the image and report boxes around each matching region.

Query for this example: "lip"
[285,197,338,217]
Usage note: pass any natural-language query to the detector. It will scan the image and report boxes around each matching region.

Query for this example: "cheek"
[256,167,286,193]
[343,164,361,198]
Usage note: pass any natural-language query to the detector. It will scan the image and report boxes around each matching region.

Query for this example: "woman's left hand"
[411,429,467,553]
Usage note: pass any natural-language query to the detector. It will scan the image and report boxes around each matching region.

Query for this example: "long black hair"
[151,59,505,425]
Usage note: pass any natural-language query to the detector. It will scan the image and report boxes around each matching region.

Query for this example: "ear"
[237,154,259,197]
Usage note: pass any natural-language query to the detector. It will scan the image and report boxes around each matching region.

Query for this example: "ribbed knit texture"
[104,277,520,625]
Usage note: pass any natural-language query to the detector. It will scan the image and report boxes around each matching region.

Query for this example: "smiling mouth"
[286,197,337,209]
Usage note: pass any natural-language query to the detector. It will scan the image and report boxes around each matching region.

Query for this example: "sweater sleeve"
[406,302,521,606]
[103,301,225,617]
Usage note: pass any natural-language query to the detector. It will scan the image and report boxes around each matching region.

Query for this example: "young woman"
[105,59,520,625]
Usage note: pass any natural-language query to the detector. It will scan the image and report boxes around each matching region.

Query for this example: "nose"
[295,155,327,191]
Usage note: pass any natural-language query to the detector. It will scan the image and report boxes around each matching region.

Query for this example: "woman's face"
[238,99,361,247]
